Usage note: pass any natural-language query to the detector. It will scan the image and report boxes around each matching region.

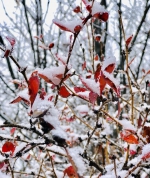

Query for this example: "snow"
[102,56,116,72]
[80,77,100,95]
[37,64,65,85]
[67,147,86,175]
[53,18,83,33]
[51,128,68,140]
[75,104,89,115]
[0,171,11,178]
[141,143,150,158]
[119,119,136,131]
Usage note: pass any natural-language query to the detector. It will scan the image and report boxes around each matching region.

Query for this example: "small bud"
[74,25,82,33]
[49,43,54,49]
[73,6,81,13]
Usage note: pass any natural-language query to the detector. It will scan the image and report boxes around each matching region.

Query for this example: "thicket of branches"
[0,0,150,177]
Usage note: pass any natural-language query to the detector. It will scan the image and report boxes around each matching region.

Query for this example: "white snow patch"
[119,119,136,131]
[67,147,86,175]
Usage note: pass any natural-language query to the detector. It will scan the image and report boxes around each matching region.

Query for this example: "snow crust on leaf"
[82,0,105,15]
[55,54,67,65]
[76,91,90,100]
[37,64,65,85]
[80,77,100,95]
[119,119,136,131]
[141,144,150,160]
[75,105,89,115]
[68,147,86,175]
[10,89,29,104]
[103,71,119,95]
[53,19,83,33]
[102,56,116,73]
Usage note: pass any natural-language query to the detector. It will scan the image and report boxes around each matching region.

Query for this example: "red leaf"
[74,87,87,93]
[82,61,86,70]
[3,49,11,58]
[142,126,150,143]
[74,25,82,33]
[2,141,16,155]
[95,35,101,42]
[142,152,150,160]
[146,70,150,75]
[120,130,139,144]
[130,150,136,156]
[10,96,30,105]
[126,35,133,47]
[94,64,101,82]
[73,6,81,13]
[6,36,16,46]
[10,127,16,135]
[89,91,98,104]
[38,73,52,84]
[94,12,109,22]
[55,74,64,80]
[28,72,39,107]
[94,54,99,61]
[99,71,107,95]
[59,86,71,98]
[138,115,142,128]
[53,20,72,33]
[39,88,46,100]
[0,162,5,169]
[64,166,76,177]
[104,75,120,96]
[104,63,115,73]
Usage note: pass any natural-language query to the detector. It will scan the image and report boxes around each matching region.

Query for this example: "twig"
[47,151,57,178]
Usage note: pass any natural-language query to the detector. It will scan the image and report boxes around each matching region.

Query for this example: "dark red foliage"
[28,72,39,107]
[2,141,16,155]
[59,86,71,98]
